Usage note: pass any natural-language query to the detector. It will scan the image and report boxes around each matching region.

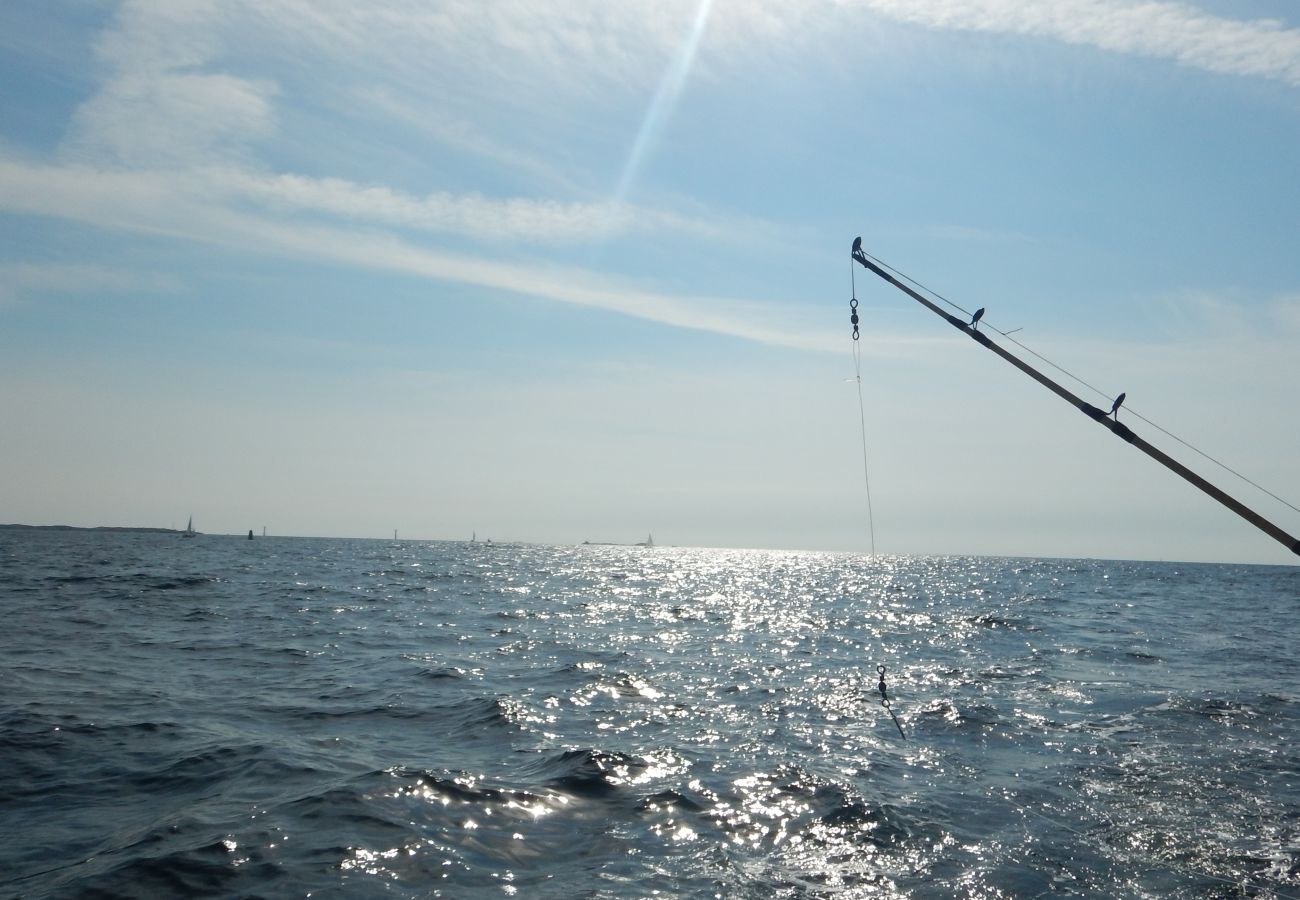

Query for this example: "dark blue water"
[2,531,1297,898]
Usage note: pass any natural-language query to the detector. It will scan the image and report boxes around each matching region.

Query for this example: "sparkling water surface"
[2,531,1298,898]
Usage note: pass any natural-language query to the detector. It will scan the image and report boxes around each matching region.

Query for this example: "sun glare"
[611,0,716,212]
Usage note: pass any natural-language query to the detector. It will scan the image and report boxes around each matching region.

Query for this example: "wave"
[47,572,216,592]
[965,612,1040,632]
[414,665,466,680]
[527,747,657,798]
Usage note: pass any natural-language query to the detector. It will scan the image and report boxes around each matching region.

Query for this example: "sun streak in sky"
[611,0,715,213]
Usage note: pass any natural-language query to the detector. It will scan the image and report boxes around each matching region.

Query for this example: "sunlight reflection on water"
[2,535,1297,897]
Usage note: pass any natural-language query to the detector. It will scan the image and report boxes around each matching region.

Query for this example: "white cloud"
[66,0,831,166]
[0,261,181,305]
[64,71,277,168]
[94,0,227,75]
[221,0,1300,92]
[46,0,794,247]
[1123,286,1300,342]
[216,168,777,246]
[54,0,1300,179]
[231,216,835,352]
[56,0,276,168]
[0,159,830,351]
[848,0,1300,86]
[239,0,813,88]
[352,86,581,192]
[1273,294,1300,332]
[225,170,626,241]
[11,0,1299,353]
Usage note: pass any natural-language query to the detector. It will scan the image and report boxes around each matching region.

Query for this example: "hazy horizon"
[3,1,1298,565]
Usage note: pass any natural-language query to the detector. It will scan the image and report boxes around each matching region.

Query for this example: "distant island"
[583,534,656,548]
[1,524,182,534]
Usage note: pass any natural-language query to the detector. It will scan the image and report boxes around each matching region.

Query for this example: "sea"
[1,531,1297,899]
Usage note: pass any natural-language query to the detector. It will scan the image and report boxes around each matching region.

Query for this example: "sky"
[1,0,1298,564]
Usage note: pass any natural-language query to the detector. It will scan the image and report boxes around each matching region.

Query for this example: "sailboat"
[182,516,196,538]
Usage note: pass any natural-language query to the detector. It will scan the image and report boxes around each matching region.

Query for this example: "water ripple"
[1,533,1296,897]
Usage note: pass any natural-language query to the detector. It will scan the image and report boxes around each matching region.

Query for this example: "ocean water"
[1,532,1297,899]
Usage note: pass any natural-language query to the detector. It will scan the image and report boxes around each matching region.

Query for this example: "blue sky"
[2,0,1298,563]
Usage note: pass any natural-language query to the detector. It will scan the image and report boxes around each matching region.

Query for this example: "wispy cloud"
[45,0,792,248]
[0,261,181,305]
[225,170,630,242]
[922,223,1042,244]
[63,0,834,168]
[47,0,1300,183]
[218,169,770,246]
[351,86,582,193]
[0,159,830,351]
[1271,293,1300,333]
[219,1,1300,92]
[61,0,275,168]
[850,0,1300,86]
[63,71,278,168]
[236,0,820,88]
[9,0,1297,350]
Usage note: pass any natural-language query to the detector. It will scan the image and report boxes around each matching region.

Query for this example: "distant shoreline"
[1,524,181,534]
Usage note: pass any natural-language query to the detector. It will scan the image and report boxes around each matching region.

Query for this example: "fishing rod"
[850,239,1300,558]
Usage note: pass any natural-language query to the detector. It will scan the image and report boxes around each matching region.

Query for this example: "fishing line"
[875,664,905,739]
[1121,411,1300,517]
[849,259,877,556]
[859,249,1300,519]
[850,257,906,738]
